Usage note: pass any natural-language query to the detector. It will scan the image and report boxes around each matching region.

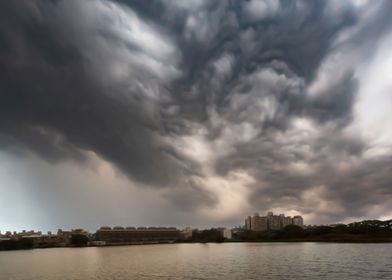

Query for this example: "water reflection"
[0,243,391,279]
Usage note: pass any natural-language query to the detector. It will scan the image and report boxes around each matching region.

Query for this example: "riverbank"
[2,238,392,252]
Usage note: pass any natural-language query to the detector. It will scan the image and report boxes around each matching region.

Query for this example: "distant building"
[251,213,260,230]
[21,234,67,248]
[181,227,193,240]
[267,213,281,230]
[245,216,252,230]
[293,216,304,228]
[95,227,181,244]
[244,211,304,231]
[72,229,88,235]
[282,216,293,228]
[251,213,268,231]
[57,229,72,244]
[222,229,232,239]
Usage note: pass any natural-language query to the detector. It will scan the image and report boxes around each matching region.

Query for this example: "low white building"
[222,229,232,240]
[181,227,193,239]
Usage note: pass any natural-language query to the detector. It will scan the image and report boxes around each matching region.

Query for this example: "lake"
[0,243,391,279]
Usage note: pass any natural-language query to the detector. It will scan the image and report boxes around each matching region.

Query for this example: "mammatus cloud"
[0,0,392,230]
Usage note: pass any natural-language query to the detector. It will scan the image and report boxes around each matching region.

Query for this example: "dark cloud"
[0,0,198,187]
[1,0,392,228]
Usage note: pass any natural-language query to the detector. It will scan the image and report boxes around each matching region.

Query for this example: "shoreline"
[1,239,392,252]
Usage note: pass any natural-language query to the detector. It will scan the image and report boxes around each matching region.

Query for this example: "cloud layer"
[1,0,392,230]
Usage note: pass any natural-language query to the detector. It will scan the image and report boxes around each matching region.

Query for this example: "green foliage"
[70,234,88,246]
[234,219,392,242]
[189,229,225,243]
[275,225,307,239]
[0,238,34,250]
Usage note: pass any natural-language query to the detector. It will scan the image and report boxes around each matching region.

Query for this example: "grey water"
[0,243,391,279]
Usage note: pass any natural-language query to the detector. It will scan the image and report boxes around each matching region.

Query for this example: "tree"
[70,234,88,246]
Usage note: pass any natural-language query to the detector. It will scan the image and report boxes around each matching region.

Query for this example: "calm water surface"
[0,243,391,279]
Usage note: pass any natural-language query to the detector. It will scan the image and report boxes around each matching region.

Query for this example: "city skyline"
[1,0,392,232]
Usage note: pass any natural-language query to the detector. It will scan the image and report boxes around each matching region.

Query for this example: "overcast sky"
[1,0,392,232]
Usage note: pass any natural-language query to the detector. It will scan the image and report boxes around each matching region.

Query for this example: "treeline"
[184,220,392,243]
[0,238,34,250]
[235,220,392,242]
[185,229,225,243]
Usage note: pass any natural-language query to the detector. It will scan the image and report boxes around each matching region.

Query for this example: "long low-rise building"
[95,227,181,244]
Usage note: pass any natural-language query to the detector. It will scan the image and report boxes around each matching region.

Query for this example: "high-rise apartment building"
[245,216,252,230]
[267,212,281,230]
[251,213,268,231]
[293,216,304,227]
[244,211,303,231]
[281,216,293,228]
[251,213,260,230]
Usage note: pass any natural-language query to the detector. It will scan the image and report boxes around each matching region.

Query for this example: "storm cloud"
[1,0,392,230]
